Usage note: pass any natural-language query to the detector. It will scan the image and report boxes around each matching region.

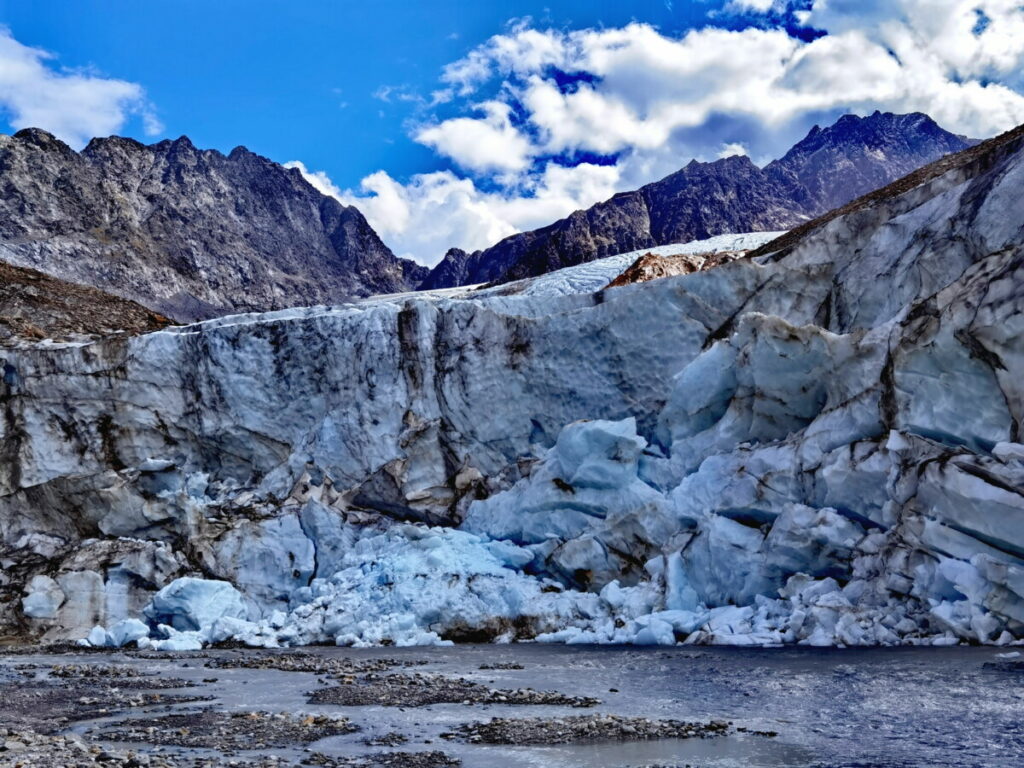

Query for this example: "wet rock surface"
[441,714,731,745]
[307,671,600,708]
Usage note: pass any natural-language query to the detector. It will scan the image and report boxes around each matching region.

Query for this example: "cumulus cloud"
[718,142,749,158]
[338,1,1024,265]
[0,27,161,148]
[415,101,533,173]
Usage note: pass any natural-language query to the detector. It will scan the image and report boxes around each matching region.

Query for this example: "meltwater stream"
[3,644,1022,767]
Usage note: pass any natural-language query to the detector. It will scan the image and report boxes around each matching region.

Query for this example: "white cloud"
[440,22,568,96]
[0,27,161,148]
[339,2,1024,264]
[446,12,1024,150]
[415,101,533,173]
[718,142,749,158]
[726,0,781,10]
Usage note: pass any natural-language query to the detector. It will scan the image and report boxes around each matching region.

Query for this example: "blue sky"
[2,1,1024,265]
[0,1,709,189]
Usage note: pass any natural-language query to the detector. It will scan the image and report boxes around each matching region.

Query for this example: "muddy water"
[3,644,1022,767]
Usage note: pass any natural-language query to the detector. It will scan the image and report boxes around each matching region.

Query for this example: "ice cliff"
[2,123,1023,649]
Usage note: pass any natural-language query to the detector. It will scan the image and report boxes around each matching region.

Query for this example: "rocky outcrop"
[1,121,1022,649]
[421,111,973,288]
[604,250,745,289]
[0,129,425,321]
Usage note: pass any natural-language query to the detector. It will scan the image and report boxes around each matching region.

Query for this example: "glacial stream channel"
[2,644,1022,767]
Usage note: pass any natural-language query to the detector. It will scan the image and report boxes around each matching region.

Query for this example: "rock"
[0,261,170,346]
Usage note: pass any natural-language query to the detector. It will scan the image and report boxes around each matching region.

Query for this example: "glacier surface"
[4,127,1024,649]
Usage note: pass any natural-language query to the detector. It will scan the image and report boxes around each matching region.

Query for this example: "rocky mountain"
[2,118,1022,651]
[420,111,973,289]
[0,129,427,321]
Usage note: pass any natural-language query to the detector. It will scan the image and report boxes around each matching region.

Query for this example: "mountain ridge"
[0,128,427,321]
[420,111,974,289]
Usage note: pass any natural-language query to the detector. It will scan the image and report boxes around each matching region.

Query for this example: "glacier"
[3,124,1024,650]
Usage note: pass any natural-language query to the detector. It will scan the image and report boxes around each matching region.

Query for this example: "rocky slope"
[0,129,426,321]
[420,111,972,288]
[1,121,1022,650]
[0,261,171,345]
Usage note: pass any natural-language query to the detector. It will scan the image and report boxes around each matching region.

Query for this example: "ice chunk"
[21,575,65,620]
[463,418,674,588]
[144,577,248,633]
[108,618,150,647]
[248,525,609,648]
[554,418,647,490]
[151,625,205,651]
[85,625,109,647]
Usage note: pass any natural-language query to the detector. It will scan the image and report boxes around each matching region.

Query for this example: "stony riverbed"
[0,644,1021,767]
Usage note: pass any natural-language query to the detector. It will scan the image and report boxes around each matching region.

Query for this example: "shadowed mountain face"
[420,111,974,289]
[0,129,427,321]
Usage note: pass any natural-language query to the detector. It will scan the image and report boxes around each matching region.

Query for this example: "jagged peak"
[8,127,73,153]
[229,145,258,160]
[668,153,757,181]
[773,111,955,168]
[751,119,1024,261]
[82,135,148,157]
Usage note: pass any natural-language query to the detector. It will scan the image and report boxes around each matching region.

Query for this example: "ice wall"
[3,126,1024,648]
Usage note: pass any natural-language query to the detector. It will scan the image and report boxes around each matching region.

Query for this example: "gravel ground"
[0,728,460,768]
[0,678,210,733]
[0,728,301,767]
[303,752,461,767]
[307,671,599,707]
[441,714,732,745]
[97,711,357,750]
[205,652,423,676]
[476,663,523,671]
